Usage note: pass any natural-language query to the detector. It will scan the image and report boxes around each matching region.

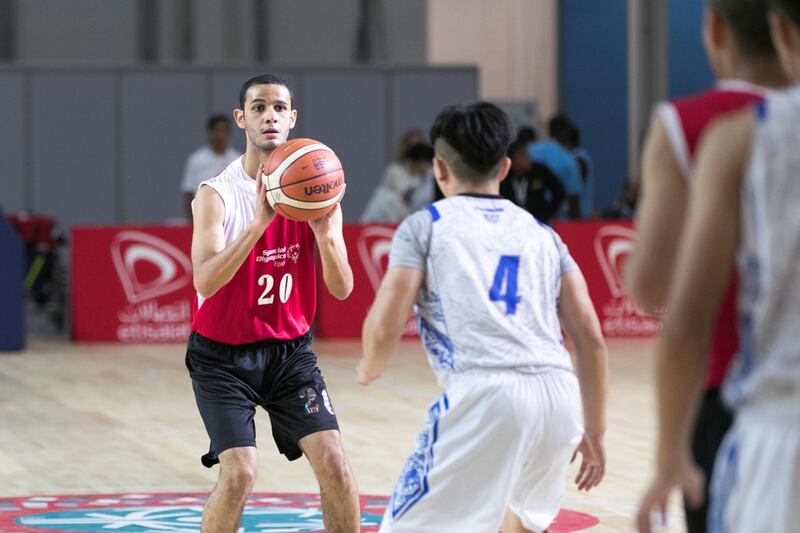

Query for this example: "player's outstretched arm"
[358,266,423,385]
[192,178,275,298]
[635,109,752,533]
[309,204,353,300]
[558,270,608,491]
[624,113,688,312]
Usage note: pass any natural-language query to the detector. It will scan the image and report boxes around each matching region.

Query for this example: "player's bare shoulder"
[696,107,756,182]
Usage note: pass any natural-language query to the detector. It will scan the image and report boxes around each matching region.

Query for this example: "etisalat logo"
[356,226,396,294]
[110,231,192,304]
[593,225,662,335]
[356,226,417,335]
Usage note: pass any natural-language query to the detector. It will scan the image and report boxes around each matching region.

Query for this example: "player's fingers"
[684,471,705,509]
[635,496,654,533]
[575,457,588,484]
[637,486,668,533]
[577,463,594,490]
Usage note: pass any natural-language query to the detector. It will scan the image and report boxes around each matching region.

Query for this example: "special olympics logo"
[110,231,193,304]
[356,226,396,293]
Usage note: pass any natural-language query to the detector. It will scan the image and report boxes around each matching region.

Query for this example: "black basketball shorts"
[185,331,340,467]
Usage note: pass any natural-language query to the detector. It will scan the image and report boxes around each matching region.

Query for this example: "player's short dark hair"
[238,73,294,110]
[404,142,435,163]
[206,114,230,131]
[429,101,512,184]
[709,0,776,57]
[549,114,575,144]
[769,0,800,27]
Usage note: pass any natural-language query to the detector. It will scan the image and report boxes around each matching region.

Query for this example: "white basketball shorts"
[709,401,800,533]
[379,369,583,533]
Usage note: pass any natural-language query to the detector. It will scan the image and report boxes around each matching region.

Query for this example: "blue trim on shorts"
[708,434,739,533]
[426,204,441,222]
[755,100,768,123]
[390,394,449,521]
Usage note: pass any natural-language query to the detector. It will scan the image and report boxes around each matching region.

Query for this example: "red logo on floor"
[0,493,600,532]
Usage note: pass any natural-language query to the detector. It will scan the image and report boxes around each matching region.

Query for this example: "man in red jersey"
[624,1,787,531]
[186,73,359,533]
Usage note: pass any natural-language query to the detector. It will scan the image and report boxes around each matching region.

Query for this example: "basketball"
[261,138,345,221]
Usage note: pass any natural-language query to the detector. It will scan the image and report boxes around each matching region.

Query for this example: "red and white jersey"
[191,157,317,345]
[656,79,770,388]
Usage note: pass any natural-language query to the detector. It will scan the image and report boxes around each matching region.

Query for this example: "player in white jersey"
[358,102,609,533]
[636,2,800,532]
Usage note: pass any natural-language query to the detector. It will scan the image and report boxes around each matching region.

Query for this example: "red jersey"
[657,79,769,388]
[191,159,317,345]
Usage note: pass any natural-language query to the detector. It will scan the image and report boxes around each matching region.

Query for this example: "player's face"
[238,83,297,153]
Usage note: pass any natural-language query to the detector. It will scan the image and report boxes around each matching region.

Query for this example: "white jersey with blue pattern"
[389,194,579,386]
[725,84,800,409]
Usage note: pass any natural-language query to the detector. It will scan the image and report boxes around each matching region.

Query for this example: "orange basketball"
[261,138,345,221]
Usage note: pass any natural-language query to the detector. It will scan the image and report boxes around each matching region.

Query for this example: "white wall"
[427,0,558,119]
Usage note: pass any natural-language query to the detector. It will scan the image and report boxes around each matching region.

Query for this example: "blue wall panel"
[560,0,628,211]
[668,0,714,98]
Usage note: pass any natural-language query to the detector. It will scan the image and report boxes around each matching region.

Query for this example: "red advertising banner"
[72,226,194,342]
[553,221,660,337]
[315,221,658,339]
[71,221,656,343]
[315,224,418,339]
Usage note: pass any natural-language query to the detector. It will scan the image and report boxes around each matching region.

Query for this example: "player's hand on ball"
[635,453,704,533]
[571,433,606,491]
[254,171,276,231]
[308,187,345,239]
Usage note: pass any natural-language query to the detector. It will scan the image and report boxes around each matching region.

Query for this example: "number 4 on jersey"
[489,255,521,315]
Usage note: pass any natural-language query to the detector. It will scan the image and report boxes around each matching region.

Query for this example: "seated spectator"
[500,137,565,223]
[602,181,638,219]
[529,114,583,219]
[181,115,241,221]
[565,125,595,218]
[361,142,434,223]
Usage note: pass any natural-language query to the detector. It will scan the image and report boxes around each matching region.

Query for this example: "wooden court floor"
[0,338,684,532]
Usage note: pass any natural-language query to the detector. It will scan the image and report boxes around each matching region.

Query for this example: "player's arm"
[309,204,353,300]
[558,269,608,490]
[624,113,687,311]
[636,109,752,533]
[359,266,423,385]
[191,178,274,298]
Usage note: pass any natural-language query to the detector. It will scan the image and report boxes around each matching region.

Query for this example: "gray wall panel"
[121,72,207,223]
[300,71,387,221]
[389,69,478,151]
[210,71,300,154]
[17,0,138,63]
[29,73,117,227]
[0,74,26,213]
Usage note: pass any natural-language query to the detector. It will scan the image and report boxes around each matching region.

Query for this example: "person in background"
[500,136,565,224]
[361,142,435,223]
[565,126,595,218]
[530,114,583,219]
[602,181,639,220]
[181,115,242,221]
